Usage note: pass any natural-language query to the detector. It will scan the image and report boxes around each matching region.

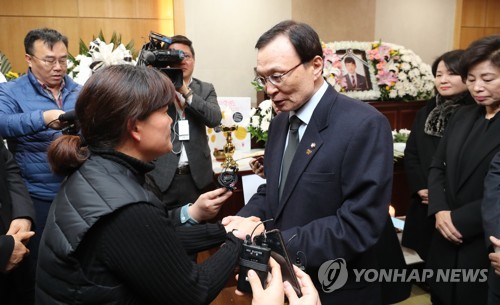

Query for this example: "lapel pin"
[306,143,316,155]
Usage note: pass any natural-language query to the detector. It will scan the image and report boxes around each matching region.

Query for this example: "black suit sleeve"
[404,109,428,195]
[187,80,222,128]
[0,234,14,270]
[482,151,500,245]
[2,140,35,224]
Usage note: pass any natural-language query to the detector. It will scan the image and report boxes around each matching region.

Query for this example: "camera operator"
[150,35,224,222]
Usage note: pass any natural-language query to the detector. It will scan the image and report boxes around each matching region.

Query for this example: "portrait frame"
[338,49,373,92]
[323,41,382,101]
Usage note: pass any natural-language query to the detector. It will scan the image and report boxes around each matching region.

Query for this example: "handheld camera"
[137,31,185,88]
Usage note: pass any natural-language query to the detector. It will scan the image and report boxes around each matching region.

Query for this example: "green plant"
[0,52,12,75]
[0,52,21,81]
[251,80,264,92]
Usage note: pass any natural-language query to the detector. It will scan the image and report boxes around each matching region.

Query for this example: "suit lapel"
[273,86,336,219]
[188,79,200,95]
[264,114,288,216]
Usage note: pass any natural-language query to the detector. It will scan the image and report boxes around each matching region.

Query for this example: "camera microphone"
[58,110,76,122]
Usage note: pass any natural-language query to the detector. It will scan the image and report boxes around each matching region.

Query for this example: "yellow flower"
[5,71,19,79]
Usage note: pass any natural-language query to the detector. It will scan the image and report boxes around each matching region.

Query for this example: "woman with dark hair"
[427,35,500,305]
[35,65,261,305]
[402,49,474,261]
[475,34,500,305]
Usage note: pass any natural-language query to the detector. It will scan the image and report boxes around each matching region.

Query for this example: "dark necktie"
[351,75,356,88]
[279,115,301,200]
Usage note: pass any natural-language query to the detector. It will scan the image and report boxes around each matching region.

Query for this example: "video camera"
[137,31,185,88]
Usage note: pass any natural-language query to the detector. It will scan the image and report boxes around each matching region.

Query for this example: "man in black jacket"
[0,136,35,305]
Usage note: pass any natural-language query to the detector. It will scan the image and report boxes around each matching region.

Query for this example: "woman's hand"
[7,218,32,235]
[4,231,35,272]
[417,189,428,205]
[435,210,463,244]
[285,265,322,305]
[248,257,284,305]
[489,236,500,276]
[188,188,232,222]
[245,257,322,305]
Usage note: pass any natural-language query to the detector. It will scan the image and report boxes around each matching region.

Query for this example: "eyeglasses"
[254,62,303,87]
[29,54,68,67]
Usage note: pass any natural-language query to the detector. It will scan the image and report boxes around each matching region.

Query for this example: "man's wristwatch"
[182,89,193,100]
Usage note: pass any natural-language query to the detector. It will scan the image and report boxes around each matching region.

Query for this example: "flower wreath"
[67,31,137,85]
[322,41,435,101]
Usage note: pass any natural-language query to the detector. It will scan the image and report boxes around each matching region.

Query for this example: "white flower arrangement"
[392,128,411,160]
[322,41,435,101]
[247,99,274,144]
[68,32,136,85]
[392,128,411,143]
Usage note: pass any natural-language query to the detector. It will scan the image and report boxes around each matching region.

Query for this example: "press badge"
[178,119,190,141]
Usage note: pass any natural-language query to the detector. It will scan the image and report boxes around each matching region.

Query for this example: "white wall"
[374,0,456,65]
[183,0,291,105]
[183,0,456,102]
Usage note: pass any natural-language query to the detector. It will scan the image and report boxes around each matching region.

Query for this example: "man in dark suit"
[234,20,394,305]
[150,35,222,220]
[482,151,500,305]
[344,56,368,90]
[0,136,35,305]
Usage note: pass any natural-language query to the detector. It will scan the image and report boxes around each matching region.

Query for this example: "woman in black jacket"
[427,35,500,305]
[36,65,261,305]
[402,50,474,261]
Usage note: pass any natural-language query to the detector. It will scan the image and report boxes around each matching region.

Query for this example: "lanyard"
[175,94,186,119]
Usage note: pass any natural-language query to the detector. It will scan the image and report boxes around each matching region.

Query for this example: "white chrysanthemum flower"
[263,110,272,122]
[260,120,270,132]
[399,128,411,135]
[398,72,408,81]
[400,62,411,71]
[250,116,260,128]
[73,56,93,85]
